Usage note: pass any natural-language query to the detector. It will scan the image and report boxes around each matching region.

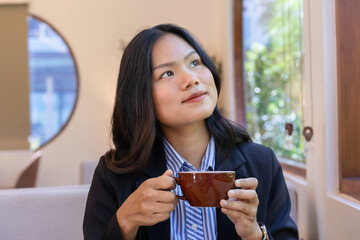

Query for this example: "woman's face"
[152,33,218,128]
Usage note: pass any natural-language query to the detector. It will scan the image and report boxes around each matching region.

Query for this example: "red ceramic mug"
[173,171,236,207]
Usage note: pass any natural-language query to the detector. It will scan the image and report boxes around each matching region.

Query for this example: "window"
[27,16,78,150]
[235,0,308,173]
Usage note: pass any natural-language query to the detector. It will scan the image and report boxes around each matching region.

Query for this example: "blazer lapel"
[135,150,167,188]
[143,143,168,178]
[215,143,248,178]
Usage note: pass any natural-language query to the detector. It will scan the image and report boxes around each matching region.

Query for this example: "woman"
[83,23,298,240]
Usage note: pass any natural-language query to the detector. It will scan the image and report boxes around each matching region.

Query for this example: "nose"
[182,72,200,90]
[186,78,199,89]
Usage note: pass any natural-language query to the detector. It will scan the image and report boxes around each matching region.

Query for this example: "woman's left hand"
[220,177,263,240]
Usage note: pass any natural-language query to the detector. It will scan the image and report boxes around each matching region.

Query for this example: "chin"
[191,109,214,122]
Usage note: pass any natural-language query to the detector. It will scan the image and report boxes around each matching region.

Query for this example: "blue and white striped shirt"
[164,137,217,240]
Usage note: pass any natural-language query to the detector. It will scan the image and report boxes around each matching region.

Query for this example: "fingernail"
[235,179,241,185]
[221,200,227,206]
[228,190,235,197]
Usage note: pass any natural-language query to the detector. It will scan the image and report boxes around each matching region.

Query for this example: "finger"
[235,178,258,190]
[157,169,176,190]
[221,206,255,223]
[138,195,176,214]
[150,212,171,225]
[141,212,171,226]
[228,189,258,203]
[162,169,173,177]
[147,174,176,190]
[152,202,177,214]
[153,190,178,204]
[220,199,258,217]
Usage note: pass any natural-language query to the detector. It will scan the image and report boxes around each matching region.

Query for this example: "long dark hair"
[105,23,251,174]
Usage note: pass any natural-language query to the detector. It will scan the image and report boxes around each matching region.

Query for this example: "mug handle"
[172,177,187,200]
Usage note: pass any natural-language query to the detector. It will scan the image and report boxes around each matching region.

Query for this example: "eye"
[160,71,174,79]
[190,60,200,67]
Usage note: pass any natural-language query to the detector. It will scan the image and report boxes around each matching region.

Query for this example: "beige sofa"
[0,185,89,240]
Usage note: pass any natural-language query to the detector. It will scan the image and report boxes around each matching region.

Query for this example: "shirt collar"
[164,137,215,177]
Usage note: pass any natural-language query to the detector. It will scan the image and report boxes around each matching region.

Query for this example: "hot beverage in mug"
[173,171,235,207]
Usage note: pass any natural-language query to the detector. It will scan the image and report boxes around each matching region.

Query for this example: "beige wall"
[27,0,234,187]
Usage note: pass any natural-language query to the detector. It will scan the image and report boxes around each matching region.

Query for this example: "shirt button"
[192,224,197,230]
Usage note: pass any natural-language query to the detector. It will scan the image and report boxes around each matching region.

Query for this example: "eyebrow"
[152,50,198,71]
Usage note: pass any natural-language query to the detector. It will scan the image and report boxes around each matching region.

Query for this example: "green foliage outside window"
[244,0,305,162]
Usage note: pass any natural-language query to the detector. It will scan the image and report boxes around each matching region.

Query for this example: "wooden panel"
[336,0,360,177]
[336,0,360,198]
[0,4,30,150]
[233,0,246,127]
[280,161,306,180]
[340,178,360,200]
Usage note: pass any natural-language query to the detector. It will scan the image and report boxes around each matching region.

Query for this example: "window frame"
[28,14,80,150]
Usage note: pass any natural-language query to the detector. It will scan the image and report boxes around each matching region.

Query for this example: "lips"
[182,91,207,103]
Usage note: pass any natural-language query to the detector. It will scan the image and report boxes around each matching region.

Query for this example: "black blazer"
[83,142,298,239]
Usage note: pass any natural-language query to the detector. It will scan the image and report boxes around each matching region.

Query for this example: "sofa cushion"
[0,185,89,240]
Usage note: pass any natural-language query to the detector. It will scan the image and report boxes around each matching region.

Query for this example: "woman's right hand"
[116,169,177,240]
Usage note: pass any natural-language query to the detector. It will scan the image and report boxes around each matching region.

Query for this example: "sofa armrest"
[285,180,298,224]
